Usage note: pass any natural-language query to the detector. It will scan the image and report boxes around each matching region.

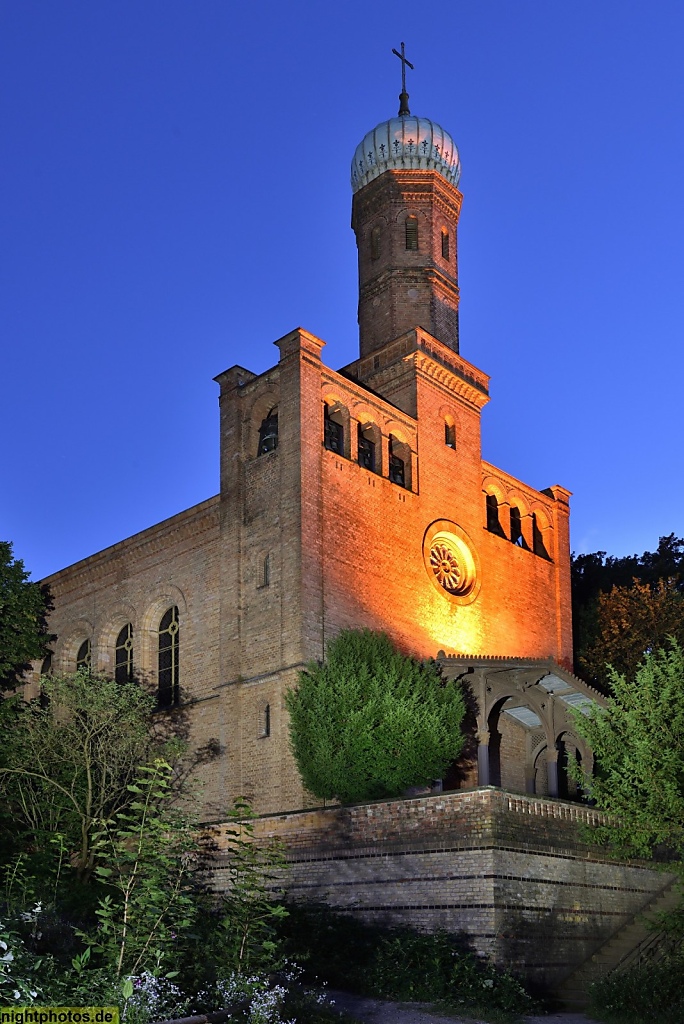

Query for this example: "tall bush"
[286,629,465,803]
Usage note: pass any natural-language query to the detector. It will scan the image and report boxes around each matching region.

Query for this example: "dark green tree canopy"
[571,642,684,863]
[572,534,684,685]
[286,629,466,805]
[0,540,53,688]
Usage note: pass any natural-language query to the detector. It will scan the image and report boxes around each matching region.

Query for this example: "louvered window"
[405,216,418,250]
[358,424,376,472]
[324,405,344,454]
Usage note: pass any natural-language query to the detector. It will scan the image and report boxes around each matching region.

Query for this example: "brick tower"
[351,100,462,357]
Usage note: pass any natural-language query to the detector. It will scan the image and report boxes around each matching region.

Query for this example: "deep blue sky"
[2,1,683,580]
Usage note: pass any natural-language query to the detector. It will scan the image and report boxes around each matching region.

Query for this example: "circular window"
[423,520,480,605]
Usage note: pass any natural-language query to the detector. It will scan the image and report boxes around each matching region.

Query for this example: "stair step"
[551,878,680,1004]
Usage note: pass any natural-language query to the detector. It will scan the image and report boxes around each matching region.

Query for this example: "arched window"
[388,435,409,488]
[257,407,278,456]
[115,623,134,684]
[444,421,456,449]
[441,228,450,260]
[370,225,381,260]
[76,638,91,672]
[510,507,528,548]
[405,216,418,251]
[532,513,550,559]
[358,422,377,473]
[158,606,180,707]
[486,494,504,536]
[324,404,344,454]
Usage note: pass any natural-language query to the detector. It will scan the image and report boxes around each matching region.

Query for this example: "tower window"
[76,638,91,672]
[370,225,381,260]
[388,435,407,488]
[324,404,344,454]
[258,408,278,456]
[532,513,550,559]
[358,423,377,473]
[486,494,504,536]
[405,216,418,251]
[441,228,450,260]
[158,606,180,707]
[261,553,271,588]
[115,622,134,684]
[510,507,528,548]
[445,421,456,449]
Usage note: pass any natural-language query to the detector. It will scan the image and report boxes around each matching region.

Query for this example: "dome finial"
[392,41,414,116]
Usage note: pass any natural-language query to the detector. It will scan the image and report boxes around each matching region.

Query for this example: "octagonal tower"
[351,111,463,358]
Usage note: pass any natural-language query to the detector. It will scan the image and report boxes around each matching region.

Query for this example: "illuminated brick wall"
[41,320,572,820]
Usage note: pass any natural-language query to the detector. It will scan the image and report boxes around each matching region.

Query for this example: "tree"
[0,671,181,880]
[580,579,684,685]
[0,541,53,689]
[571,642,684,862]
[285,629,466,804]
[571,534,684,684]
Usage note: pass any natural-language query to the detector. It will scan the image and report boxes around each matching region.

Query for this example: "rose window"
[423,522,478,602]
[430,542,463,593]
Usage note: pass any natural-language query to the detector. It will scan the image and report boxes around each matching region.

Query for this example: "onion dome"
[351,116,461,193]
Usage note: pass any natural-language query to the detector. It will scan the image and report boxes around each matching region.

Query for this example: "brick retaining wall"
[212,787,674,991]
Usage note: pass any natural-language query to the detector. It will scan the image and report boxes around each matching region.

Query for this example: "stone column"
[477,731,490,787]
[547,748,559,798]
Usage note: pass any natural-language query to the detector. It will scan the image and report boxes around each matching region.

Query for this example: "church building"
[40,78,599,822]
[39,73,680,996]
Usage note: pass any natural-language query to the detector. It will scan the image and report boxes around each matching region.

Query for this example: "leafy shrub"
[286,629,466,804]
[277,902,534,1016]
[589,950,684,1024]
[0,918,43,1003]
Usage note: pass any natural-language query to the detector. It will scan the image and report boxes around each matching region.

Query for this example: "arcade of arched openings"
[438,655,597,801]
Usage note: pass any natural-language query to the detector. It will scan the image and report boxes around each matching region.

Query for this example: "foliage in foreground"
[571,642,684,861]
[278,901,535,1018]
[589,948,684,1024]
[0,671,177,880]
[286,629,466,804]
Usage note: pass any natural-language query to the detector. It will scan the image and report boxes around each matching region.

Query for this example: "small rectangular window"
[445,422,456,448]
[405,217,418,250]
[441,229,450,260]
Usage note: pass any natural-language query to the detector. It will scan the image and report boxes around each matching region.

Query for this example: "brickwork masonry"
[212,787,675,993]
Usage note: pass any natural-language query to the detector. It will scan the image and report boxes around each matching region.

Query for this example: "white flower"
[483,978,494,988]
[1,951,15,962]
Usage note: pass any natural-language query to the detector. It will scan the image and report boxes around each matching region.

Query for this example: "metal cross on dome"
[392,42,414,116]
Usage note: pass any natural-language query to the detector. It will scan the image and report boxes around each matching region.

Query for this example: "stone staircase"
[555,878,680,1010]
